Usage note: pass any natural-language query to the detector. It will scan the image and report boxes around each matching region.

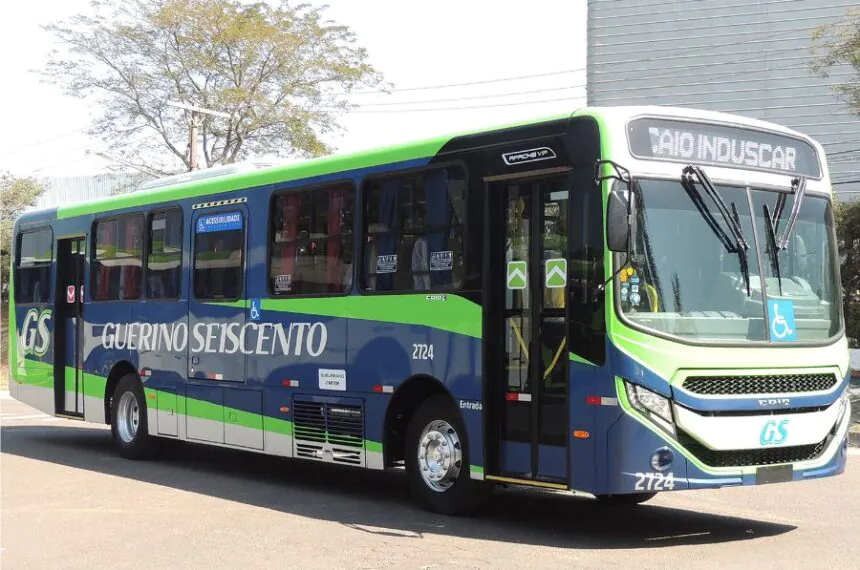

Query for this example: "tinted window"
[361,166,467,292]
[92,216,144,301]
[194,211,244,300]
[147,209,182,299]
[270,186,354,295]
[15,228,52,304]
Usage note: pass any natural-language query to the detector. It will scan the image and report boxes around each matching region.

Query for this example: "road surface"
[2,395,858,569]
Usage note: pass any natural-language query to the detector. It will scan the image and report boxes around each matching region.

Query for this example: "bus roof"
[38,105,823,221]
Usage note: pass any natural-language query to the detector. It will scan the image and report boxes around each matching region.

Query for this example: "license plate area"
[755,464,793,485]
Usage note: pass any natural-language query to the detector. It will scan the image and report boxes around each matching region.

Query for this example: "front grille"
[682,373,837,396]
[682,434,829,468]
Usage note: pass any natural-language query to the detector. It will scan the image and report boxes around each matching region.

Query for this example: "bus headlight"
[624,381,675,435]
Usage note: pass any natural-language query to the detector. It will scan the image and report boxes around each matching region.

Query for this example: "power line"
[345,85,585,107]
[343,67,586,95]
[0,125,91,158]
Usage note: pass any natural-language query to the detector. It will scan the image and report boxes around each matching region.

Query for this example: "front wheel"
[406,395,490,515]
[596,492,657,506]
[110,374,161,460]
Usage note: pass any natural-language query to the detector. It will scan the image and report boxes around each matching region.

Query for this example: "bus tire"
[596,492,657,506]
[405,395,490,515]
[110,374,160,460]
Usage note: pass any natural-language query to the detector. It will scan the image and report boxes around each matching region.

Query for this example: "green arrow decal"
[507,261,527,290]
[545,258,567,288]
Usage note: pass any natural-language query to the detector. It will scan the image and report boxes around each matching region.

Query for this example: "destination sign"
[627,118,821,178]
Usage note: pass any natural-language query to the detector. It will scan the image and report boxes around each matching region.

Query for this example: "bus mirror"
[607,190,631,252]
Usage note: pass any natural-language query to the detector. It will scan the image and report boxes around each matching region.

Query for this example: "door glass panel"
[502,185,532,442]
[539,184,569,445]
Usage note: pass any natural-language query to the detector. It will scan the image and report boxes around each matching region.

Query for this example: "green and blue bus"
[9,106,851,514]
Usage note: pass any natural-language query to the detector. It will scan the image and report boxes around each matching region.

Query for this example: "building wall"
[31,172,151,211]
[587,0,860,196]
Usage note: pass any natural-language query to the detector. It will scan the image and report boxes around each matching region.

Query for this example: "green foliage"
[0,174,46,295]
[812,7,860,112]
[43,0,384,175]
[836,198,860,345]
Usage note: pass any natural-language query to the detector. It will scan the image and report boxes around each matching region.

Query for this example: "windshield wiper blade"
[762,203,783,296]
[682,165,751,296]
[776,176,807,250]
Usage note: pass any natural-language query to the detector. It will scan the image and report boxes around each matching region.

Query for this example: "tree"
[43,0,384,175]
[0,174,46,299]
[836,199,860,345]
[812,7,860,112]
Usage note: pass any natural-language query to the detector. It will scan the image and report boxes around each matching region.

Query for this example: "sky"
[0,0,588,178]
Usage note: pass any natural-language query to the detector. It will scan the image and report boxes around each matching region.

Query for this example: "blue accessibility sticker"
[196,211,243,233]
[768,299,797,342]
[249,298,262,321]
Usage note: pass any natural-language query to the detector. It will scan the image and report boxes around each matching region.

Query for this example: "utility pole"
[189,113,199,170]
[165,101,232,171]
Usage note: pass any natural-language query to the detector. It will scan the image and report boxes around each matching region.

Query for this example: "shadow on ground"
[1,423,796,549]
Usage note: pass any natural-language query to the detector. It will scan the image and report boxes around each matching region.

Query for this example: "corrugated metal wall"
[587,0,860,197]
[30,172,151,211]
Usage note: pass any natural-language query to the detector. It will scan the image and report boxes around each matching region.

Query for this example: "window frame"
[90,213,145,303]
[266,179,357,299]
[358,161,471,296]
[192,208,247,302]
[144,206,184,301]
[14,226,54,305]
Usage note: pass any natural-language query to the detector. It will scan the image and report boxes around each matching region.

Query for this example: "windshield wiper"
[762,203,783,296]
[775,176,807,250]
[681,165,751,296]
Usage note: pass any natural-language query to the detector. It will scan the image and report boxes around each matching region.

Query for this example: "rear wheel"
[596,492,657,506]
[406,395,490,515]
[110,374,161,460]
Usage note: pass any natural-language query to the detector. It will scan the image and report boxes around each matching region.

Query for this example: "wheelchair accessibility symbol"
[769,299,797,342]
[249,298,262,321]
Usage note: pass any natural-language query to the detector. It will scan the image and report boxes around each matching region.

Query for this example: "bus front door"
[54,237,86,417]
[485,174,570,486]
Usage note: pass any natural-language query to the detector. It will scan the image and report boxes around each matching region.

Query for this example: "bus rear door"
[54,236,86,418]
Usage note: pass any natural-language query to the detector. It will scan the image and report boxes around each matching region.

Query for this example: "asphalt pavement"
[2,395,859,570]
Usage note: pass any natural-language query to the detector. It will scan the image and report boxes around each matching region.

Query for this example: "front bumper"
[601,392,850,495]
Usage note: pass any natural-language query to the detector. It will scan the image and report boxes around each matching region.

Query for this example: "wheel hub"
[417,420,462,492]
[117,391,140,443]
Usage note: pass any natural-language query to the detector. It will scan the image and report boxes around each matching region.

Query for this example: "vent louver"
[293,399,365,466]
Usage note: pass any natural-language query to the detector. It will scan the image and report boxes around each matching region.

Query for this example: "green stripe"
[366,440,383,454]
[469,465,485,476]
[55,111,571,220]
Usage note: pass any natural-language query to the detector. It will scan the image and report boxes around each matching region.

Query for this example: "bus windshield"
[617,178,841,343]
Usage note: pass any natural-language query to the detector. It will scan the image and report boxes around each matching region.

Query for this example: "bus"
[8,106,851,514]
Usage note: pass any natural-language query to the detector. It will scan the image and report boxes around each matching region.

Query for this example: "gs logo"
[759,419,789,446]
[20,308,52,357]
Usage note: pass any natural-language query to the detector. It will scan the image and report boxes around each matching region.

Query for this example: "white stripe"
[382,386,394,394]
[519,393,532,402]
[601,397,618,406]
[1,414,50,420]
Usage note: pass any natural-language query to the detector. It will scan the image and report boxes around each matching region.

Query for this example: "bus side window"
[269,185,354,296]
[15,228,53,304]
[146,209,182,300]
[92,216,144,302]
[360,166,467,293]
